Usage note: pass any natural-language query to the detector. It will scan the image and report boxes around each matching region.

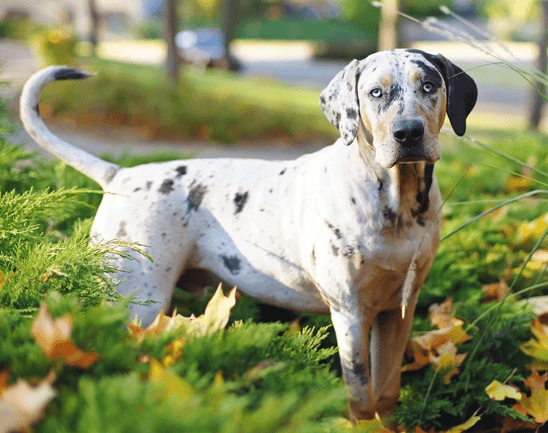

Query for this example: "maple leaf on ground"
[31,303,100,369]
[520,319,548,371]
[403,308,470,375]
[0,376,56,433]
[512,369,548,425]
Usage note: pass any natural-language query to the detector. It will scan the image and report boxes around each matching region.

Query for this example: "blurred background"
[1,0,547,159]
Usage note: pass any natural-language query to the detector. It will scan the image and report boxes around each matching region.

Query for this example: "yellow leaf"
[513,370,548,424]
[514,214,548,246]
[197,283,237,334]
[443,414,481,433]
[520,319,548,370]
[149,358,194,402]
[505,175,534,193]
[0,377,56,433]
[31,303,99,369]
[485,380,522,401]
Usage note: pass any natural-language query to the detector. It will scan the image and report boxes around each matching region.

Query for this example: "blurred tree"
[165,0,181,81]
[529,0,548,130]
[221,0,241,70]
[88,0,99,56]
[378,0,398,51]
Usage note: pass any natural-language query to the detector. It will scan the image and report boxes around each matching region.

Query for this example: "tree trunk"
[88,0,99,57]
[378,0,398,51]
[164,0,180,82]
[221,0,240,71]
[529,0,548,130]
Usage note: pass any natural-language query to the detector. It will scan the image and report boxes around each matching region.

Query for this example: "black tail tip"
[53,67,94,81]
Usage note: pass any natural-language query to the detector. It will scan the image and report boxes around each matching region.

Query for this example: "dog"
[20,49,477,421]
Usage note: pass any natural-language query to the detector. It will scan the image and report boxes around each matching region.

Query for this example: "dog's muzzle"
[391,119,429,163]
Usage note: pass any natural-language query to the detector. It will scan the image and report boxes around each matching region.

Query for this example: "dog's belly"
[185,220,330,313]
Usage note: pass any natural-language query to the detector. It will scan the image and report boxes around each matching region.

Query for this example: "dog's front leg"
[330,306,377,421]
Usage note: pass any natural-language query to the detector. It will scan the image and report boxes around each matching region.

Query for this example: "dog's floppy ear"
[431,53,477,136]
[319,59,361,145]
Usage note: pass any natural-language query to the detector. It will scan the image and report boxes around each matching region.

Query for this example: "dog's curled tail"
[20,66,120,189]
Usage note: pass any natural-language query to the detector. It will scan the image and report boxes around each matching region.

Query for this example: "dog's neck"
[355,129,435,227]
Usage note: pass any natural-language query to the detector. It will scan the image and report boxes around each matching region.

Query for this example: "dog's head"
[319,49,477,168]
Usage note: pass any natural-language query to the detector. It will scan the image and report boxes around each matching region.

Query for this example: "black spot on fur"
[175,166,187,177]
[35,104,40,115]
[187,183,207,212]
[351,197,357,205]
[279,168,286,175]
[234,191,249,214]
[331,243,339,257]
[133,187,141,192]
[221,255,241,275]
[311,248,316,265]
[146,181,153,190]
[158,179,174,194]
[346,108,358,120]
[53,68,91,81]
[116,221,127,238]
[325,221,343,240]
[319,95,326,105]
[352,361,368,386]
[410,59,443,88]
[383,206,397,222]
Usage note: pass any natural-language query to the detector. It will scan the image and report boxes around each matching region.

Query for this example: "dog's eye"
[422,82,434,93]
[371,88,383,98]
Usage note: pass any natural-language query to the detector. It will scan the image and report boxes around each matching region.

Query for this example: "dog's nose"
[392,120,424,146]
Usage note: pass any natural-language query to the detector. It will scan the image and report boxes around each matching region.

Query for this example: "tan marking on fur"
[380,74,393,89]
[408,69,421,84]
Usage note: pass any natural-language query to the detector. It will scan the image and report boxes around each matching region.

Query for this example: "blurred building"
[0,0,159,38]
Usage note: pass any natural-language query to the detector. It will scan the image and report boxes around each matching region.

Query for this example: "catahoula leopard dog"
[20,49,477,421]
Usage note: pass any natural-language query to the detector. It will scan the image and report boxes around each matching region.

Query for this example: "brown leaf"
[513,369,548,424]
[31,303,100,369]
[428,298,457,329]
[403,320,470,374]
[482,281,509,303]
[0,377,56,433]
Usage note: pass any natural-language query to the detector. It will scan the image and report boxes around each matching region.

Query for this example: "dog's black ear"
[319,59,361,145]
[431,53,477,136]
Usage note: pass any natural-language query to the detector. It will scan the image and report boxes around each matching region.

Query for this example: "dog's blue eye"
[371,88,383,98]
[423,82,434,93]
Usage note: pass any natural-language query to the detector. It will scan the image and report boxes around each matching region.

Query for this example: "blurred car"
[175,28,241,71]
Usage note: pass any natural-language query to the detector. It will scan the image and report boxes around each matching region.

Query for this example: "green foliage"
[30,26,78,67]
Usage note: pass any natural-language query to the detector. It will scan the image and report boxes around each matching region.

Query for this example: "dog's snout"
[392,120,424,147]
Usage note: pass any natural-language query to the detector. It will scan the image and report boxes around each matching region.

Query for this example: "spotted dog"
[20,49,477,421]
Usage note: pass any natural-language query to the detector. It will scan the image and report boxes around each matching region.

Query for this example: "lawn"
[4,63,548,432]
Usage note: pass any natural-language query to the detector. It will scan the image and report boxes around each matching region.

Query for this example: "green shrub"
[30,26,78,67]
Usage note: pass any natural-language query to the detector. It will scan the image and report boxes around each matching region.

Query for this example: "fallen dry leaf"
[31,303,100,369]
[403,320,470,374]
[520,319,548,371]
[428,298,458,329]
[482,281,509,303]
[430,341,467,385]
[513,369,548,424]
[443,414,481,433]
[149,358,194,403]
[485,380,522,401]
[0,377,56,433]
